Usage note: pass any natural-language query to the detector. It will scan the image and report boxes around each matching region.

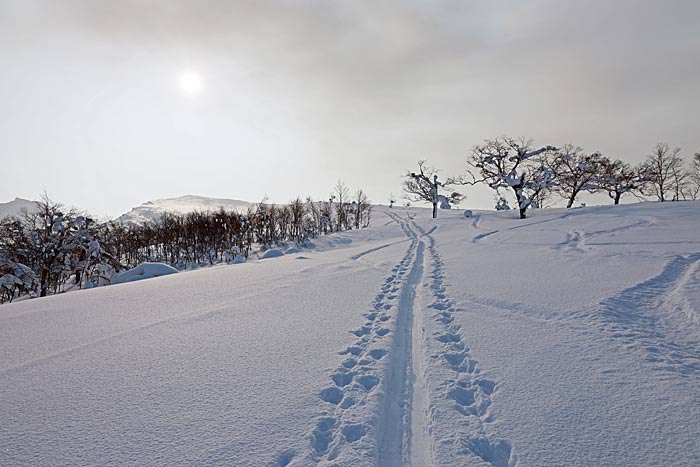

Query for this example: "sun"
[179,71,203,96]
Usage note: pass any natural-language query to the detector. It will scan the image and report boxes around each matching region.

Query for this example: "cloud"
[1,0,699,214]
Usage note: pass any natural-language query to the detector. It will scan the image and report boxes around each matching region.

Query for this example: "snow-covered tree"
[549,145,604,208]
[403,160,463,219]
[0,256,38,303]
[598,158,645,205]
[457,137,557,219]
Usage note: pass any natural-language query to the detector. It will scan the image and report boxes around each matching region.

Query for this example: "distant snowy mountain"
[0,197,36,220]
[116,195,254,225]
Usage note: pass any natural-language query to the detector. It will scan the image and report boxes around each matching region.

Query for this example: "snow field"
[2,201,700,467]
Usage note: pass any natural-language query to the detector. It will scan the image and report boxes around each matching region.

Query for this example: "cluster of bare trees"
[0,182,371,303]
[405,137,700,219]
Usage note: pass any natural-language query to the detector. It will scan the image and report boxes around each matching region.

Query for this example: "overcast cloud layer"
[1,0,699,217]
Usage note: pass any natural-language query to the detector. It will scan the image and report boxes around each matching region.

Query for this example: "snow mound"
[233,254,247,264]
[284,247,302,254]
[261,249,284,259]
[111,263,178,285]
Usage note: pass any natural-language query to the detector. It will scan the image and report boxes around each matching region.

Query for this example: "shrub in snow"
[495,197,510,211]
[233,254,247,264]
[463,210,473,218]
[437,195,452,209]
[111,263,178,285]
[0,257,38,303]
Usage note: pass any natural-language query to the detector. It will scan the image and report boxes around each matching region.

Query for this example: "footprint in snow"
[342,424,369,442]
[340,346,363,356]
[319,387,343,405]
[342,358,357,369]
[449,386,476,407]
[268,449,295,467]
[311,417,336,454]
[357,374,380,391]
[435,332,461,344]
[369,349,388,360]
[331,370,355,387]
[352,326,371,337]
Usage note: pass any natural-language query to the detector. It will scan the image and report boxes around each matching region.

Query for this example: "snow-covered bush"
[495,197,511,211]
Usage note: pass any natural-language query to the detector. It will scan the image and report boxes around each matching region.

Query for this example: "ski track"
[282,211,515,467]
[351,239,410,261]
[595,253,700,377]
[413,222,516,467]
[283,211,419,466]
[472,230,498,243]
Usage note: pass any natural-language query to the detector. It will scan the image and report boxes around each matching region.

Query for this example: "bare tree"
[404,160,462,218]
[641,143,686,202]
[333,180,351,231]
[598,158,645,205]
[456,137,557,219]
[353,189,371,229]
[548,145,604,208]
[687,153,700,200]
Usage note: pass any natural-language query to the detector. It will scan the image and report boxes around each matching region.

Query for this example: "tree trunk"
[614,193,621,205]
[566,190,578,208]
[40,268,48,297]
[432,202,437,219]
[513,187,527,219]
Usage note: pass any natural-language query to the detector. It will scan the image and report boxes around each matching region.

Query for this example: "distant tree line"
[0,181,371,304]
[404,137,700,219]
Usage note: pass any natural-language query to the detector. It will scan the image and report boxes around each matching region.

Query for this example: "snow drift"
[111,262,178,284]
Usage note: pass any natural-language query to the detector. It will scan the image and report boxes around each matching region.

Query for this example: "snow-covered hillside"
[0,197,35,219]
[116,195,254,225]
[2,202,699,467]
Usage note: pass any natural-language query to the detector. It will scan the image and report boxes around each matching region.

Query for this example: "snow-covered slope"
[116,195,254,225]
[2,202,700,467]
[0,197,35,219]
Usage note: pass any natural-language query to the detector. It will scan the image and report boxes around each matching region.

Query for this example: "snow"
[261,248,285,259]
[1,201,700,467]
[116,195,254,225]
[111,262,179,284]
[0,197,35,219]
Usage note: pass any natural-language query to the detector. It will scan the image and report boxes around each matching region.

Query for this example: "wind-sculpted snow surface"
[2,201,700,467]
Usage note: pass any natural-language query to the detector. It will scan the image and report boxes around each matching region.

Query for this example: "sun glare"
[179,71,203,96]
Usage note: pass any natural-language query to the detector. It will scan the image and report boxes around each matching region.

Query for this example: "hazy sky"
[1,0,699,217]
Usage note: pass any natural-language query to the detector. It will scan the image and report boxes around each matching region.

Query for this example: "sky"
[1,0,699,218]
